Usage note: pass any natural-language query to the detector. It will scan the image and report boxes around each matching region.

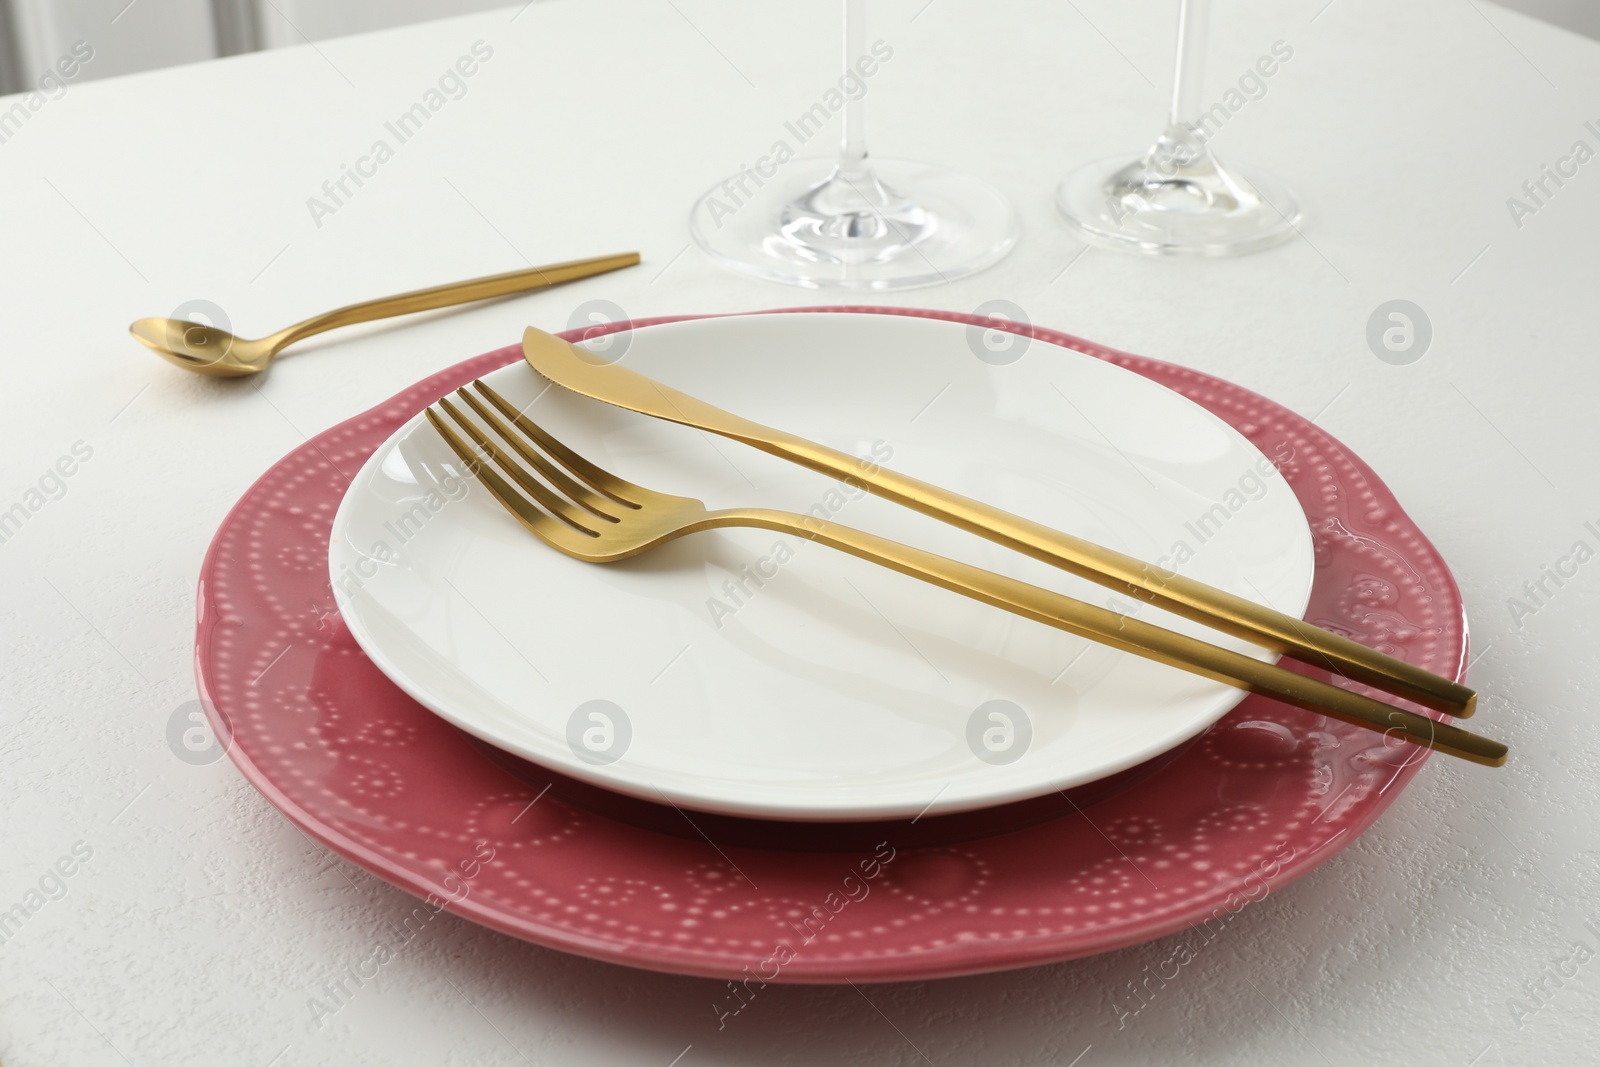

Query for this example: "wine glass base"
[1057,153,1302,258]
[691,158,1017,291]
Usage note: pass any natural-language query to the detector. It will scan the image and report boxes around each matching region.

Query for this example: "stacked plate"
[196,309,1467,981]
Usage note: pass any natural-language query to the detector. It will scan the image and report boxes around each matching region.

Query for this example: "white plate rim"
[329,311,1315,820]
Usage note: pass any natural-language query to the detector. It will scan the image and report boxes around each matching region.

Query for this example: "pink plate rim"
[194,306,1466,983]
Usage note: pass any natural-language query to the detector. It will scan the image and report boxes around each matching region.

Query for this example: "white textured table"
[2,1,1597,1063]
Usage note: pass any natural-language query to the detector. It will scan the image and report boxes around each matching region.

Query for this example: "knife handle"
[735,424,1476,719]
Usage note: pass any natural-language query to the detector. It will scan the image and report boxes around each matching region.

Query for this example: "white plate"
[329,313,1314,821]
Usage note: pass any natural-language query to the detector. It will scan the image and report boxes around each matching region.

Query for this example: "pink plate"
[195,308,1468,983]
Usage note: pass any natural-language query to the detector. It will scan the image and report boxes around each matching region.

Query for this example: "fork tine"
[473,381,642,509]
[454,387,620,522]
[424,407,596,542]
[435,397,605,537]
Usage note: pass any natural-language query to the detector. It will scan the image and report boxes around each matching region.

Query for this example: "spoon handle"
[272,252,640,349]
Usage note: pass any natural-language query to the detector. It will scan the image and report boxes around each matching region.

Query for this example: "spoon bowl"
[130,317,276,378]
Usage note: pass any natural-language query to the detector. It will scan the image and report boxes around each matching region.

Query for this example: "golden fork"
[425,380,1507,767]
[129,252,639,378]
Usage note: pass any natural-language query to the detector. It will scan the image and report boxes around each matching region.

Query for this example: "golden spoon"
[129,251,640,379]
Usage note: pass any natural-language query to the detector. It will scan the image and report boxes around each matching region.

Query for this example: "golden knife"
[521,325,1477,719]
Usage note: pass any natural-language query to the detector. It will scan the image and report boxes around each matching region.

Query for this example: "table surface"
[2,0,1597,1064]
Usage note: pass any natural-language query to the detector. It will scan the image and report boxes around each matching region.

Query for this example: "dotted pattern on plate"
[195,309,1467,982]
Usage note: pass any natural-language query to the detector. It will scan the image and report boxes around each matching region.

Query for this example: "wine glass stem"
[839,0,869,180]
[1168,0,1210,131]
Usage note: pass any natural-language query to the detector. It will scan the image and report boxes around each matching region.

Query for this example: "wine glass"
[689,0,1017,290]
[1057,0,1301,256]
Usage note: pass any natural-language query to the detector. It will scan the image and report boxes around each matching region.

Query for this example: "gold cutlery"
[520,326,1478,719]
[129,252,640,379]
[426,380,1507,766]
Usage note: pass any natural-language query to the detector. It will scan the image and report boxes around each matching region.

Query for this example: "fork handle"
[723,508,1505,767]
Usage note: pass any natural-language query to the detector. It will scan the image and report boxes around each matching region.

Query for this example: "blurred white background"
[0,0,1596,94]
